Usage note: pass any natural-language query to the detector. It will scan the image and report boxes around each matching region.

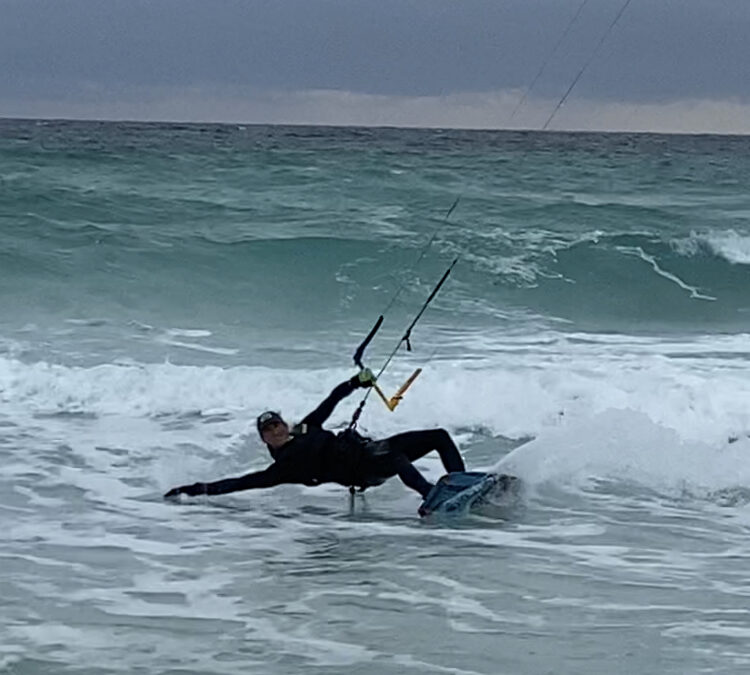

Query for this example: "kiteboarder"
[164,369,466,501]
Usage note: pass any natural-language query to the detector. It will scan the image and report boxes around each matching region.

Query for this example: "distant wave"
[698,229,750,265]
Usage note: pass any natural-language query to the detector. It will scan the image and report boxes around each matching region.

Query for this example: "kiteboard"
[418,471,518,517]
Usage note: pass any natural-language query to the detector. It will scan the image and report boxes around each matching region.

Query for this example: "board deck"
[418,471,518,517]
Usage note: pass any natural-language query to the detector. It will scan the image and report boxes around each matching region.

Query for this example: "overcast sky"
[2,0,750,133]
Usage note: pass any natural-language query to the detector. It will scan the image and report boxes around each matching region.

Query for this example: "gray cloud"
[2,0,749,131]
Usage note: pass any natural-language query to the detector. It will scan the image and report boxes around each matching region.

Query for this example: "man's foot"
[420,482,435,499]
[417,482,437,517]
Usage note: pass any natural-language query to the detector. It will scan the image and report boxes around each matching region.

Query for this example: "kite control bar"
[352,314,422,412]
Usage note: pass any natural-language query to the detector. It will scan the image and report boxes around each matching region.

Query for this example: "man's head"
[256,410,290,450]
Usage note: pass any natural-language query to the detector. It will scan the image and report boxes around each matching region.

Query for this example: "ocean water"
[2,118,750,674]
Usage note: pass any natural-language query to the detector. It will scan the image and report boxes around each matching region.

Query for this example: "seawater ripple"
[3,120,750,674]
[4,431,750,675]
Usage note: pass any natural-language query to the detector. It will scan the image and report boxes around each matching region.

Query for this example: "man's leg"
[358,441,434,497]
[384,429,466,473]
[392,453,434,497]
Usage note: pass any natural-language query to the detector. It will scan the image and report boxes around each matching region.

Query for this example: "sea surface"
[2,118,750,674]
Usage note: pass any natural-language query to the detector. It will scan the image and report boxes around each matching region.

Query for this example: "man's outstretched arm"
[164,463,289,498]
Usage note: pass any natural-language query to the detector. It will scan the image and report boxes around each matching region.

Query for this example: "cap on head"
[256,410,284,436]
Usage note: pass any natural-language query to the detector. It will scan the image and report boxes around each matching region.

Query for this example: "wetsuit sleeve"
[203,465,285,494]
[300,377,358,428]
[166,462,305,498]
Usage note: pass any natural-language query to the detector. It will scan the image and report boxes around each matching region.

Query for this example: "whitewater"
[2,119,750,674]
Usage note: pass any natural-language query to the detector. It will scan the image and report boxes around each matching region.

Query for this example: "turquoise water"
[2,119,750,674]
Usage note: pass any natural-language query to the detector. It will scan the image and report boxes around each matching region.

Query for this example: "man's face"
[261,420,290,449]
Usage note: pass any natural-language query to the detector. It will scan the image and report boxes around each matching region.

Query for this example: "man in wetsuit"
[163,369,465,501]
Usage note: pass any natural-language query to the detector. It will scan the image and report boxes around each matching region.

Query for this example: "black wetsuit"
[166,376,465,499]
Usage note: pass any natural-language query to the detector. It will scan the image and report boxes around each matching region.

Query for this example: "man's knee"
[412,428,450,442]
[431,428,454,447]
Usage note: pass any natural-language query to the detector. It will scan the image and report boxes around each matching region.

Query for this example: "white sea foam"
[696,229,750,265]
[497,410,750,495]
[2,330,748,447]
[617,245,717,300]
[165,328,213,338]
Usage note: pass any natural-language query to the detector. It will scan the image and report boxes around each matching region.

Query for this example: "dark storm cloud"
[1,0,748,102]
[1,0,749,131]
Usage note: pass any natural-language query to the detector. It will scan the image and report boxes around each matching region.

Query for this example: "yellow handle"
[388,368,422,410]
[372,383,395,411]
[367,368,423,412]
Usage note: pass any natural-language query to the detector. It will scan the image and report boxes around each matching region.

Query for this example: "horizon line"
[3,115,749,140]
